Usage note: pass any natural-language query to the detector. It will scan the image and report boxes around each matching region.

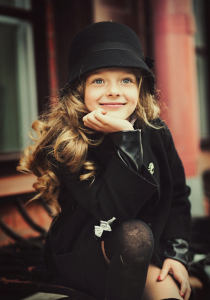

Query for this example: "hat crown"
[67,21,155,95]
[68,22,144,71]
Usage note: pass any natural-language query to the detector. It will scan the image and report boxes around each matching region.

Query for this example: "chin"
[105,111,128,120]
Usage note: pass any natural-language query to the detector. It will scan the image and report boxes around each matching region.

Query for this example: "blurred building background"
[0,0,210,244]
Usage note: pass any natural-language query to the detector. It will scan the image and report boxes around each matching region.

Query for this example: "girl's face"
[84,68,139,121]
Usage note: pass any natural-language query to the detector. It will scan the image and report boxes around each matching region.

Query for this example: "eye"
[93,78,104,84]
[122,78,133,84]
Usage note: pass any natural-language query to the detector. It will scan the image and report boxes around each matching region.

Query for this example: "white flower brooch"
[148,162,154,174]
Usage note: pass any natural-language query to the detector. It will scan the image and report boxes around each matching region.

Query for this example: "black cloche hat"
[67,21,155,94]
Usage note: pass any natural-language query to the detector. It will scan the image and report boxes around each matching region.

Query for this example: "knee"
[121,219,154,251]
[121,219,153,238]
[109,219,154,262]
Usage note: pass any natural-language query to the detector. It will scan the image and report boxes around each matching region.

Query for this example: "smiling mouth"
[99,103,126,109]
[99,103,126,106]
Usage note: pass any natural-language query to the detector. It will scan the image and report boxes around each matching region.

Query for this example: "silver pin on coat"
[148,163,154,174]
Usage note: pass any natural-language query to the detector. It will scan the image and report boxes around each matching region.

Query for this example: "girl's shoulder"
[141,117,169,136]
[150,117,167,130]
[144,118,175,149]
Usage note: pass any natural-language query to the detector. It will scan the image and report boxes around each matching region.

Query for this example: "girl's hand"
[83,108,134,133]
[157,258,191,300]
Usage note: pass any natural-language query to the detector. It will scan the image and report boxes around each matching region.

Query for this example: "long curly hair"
[17,68,161,215]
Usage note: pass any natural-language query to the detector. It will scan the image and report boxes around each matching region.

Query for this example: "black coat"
[44,118,191,299]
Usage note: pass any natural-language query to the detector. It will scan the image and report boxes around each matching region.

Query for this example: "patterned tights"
[103,219,154,300]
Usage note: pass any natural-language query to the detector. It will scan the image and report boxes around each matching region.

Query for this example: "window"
[0,0,40,161]
[193,0,210,140]
[0,0,31,10]
[0,13,37,156]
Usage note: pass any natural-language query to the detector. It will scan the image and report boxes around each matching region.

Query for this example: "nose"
[106,82,121,97]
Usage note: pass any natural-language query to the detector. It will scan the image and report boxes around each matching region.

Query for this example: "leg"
[102,219,154,300]
[142,264,183,300]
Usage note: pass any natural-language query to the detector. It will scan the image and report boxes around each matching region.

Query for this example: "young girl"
[18,22,192,300]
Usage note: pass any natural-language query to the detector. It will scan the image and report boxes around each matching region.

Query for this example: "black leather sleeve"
[164,238,189,269]
[109,130,143,173]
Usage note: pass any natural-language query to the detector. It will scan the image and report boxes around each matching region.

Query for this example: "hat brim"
[67,49,155,94]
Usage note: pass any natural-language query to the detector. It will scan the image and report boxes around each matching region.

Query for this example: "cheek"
[84,89,97,111]
[124,85,138,100]
[129,90,139,107]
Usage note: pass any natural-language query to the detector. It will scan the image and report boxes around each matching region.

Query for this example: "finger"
[171,271,186,297]
[83,111,104,129]
[95,113,117,128]
[179,280,187,298]
[83,110,97,118]
[157,263,170,281]
[85,113,103,128]
[82,110,97,121]
[94,109,108,123]
[83,121,102,132]
[180,280,191,300]
[183,284,191,300]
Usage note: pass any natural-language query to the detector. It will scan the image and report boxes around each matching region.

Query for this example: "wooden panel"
[52,0,94,88]
[0,174,36,197]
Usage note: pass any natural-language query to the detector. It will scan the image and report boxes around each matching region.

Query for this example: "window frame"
[0,1,48,173]
[193,0,210,149]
